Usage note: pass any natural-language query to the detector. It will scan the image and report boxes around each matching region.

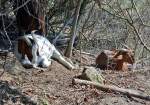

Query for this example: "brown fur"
[96,49,135,71]
[18,39,33,61]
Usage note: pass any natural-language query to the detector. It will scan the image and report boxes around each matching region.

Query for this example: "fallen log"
[72,78,150,101]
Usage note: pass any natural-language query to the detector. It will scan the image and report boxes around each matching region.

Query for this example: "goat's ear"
[119,49,130,54]
[111,48,117,52]
[18,36,32,47]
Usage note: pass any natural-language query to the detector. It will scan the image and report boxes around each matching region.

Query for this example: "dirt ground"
[0,52,150,105]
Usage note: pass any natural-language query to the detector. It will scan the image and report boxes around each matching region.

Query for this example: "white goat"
[14,31,74,70]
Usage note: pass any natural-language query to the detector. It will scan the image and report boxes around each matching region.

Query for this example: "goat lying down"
[14,32,74,70]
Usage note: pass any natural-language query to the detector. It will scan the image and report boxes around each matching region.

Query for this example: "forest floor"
[0,51,150,105]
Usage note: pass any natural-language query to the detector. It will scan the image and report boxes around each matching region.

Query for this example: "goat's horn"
[31,30,38,35]
[121,43,131,50]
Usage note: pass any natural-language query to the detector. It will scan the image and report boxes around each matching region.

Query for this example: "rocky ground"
[0,52,149,105]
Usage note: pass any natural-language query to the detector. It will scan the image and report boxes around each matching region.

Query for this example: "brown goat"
[96,49,134,71]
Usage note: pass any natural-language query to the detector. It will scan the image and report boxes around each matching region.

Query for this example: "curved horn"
[121,43,131,50]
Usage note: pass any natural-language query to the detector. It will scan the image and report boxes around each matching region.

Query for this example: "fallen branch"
[72,78,150,101]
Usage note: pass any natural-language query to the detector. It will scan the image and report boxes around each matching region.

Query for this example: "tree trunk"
[64,0,83,57]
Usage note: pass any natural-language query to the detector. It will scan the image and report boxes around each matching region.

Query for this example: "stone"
[79,66,104,84]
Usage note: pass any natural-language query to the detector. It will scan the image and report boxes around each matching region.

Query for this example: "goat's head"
[114,49,134,64]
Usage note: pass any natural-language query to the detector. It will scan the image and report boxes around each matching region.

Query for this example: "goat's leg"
[52,49,74,70]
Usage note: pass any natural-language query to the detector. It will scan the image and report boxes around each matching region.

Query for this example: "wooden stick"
[73,78,150,101]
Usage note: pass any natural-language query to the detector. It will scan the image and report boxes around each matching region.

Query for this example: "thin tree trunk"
[65,0,83,57]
